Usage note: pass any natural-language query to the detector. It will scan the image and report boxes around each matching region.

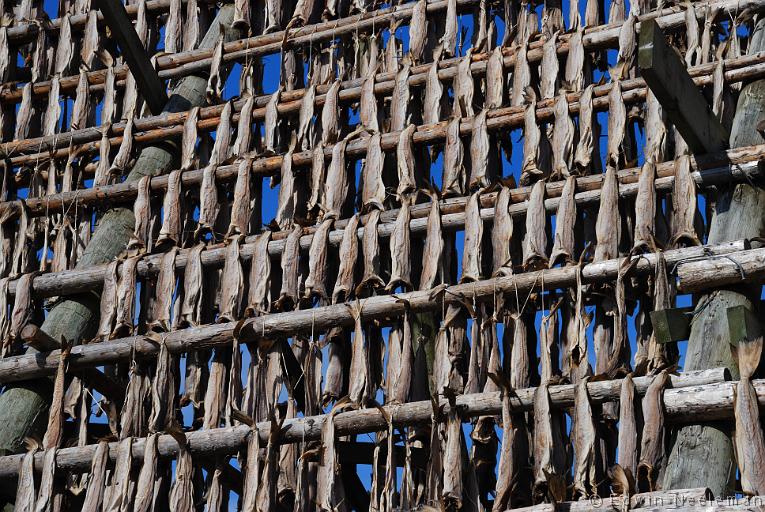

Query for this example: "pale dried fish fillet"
[549,176,576,266]
[469,110,491,190]
[540,32,559,100]
[333,214,360,303]
[522,180,548,269]
[593,166,620,263]
[442,117,465,197]
[461,189,484,282]
[304,218,334,304]
[637,371,669,492]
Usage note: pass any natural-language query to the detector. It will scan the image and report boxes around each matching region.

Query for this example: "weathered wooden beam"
[511,488,713,512]
[638,18,728,153]
[95,0,168,114]
[676,247,765,292]
[0,241,747,384]
[0,369,730,476]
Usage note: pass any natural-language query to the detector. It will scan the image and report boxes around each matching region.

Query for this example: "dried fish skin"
[611,13,637,80]
[492,186,514,276]
[264,88,283,155]
[274,147,297,231]
[97,260,120,340]
[485,46,505,110]
[461,189,484,282]
[228,158,253,236]
[321,80,341,145]
[197,164,220,237]
[574,84,595,173]
[549,175,576,267]
[522,180,548,269]
[304,218,334,303]
[521,88,542,185]
[540,32,559,100]
[360,133,386,212]
[552,93,574,179]
[617,374,640,479]
[397,124,418,200]
[277,225,302,311]
[218,237,244,323]
[442,406,463,509]
[323,138,351,221]
[360,74,379,132]
[606,81,626,168]
[409,0,427,63]
[532,383,567,503]
[572,378,599,499]
[633,161,657,252]
[565,26,585,93]
[128,175,152,251]
[390,61,411,133]
[148,248,177,333]
[453,49,475,117]
[637,371,669,492]
[469,109,492,190]
[593,166,620,263]
[420,195,444,289]
[387,198,412,291]
[9,272,33,345]
[670,154,701,247]
[424,57,445,125]
[180,107,200,172]
[512,42,532,107]
[442,116,466,197]
[360,209,385,292]
[179,244,205,328]
[333,214,360,304]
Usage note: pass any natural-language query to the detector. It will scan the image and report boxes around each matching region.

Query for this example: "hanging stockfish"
[110,118,134,175]
[255,417,282,511]
[148,340,176,434]
[14,83,33,141]
[11,206,30,277]
[332,214,359,303]
[485,46,505,109]
[35,448,58,512]
[552,93,574,179]
[277,400,298,505]
[322,328,347,404]
[606,81,626,167]
[78,441,110,511]
[347,301,373,405]
[424,55,445,125]
[234,95,255,157]
[465,306,486,394]
[96,260,119,340]
[633,161,657,252]
[490,185,514,276]
[275,224,303,310]
[387,198,412,291]
[210,101,233,167]
[532,383,567,503]
[574,84,594,173]
[360,73,379,133]
[442,403,463,509]
[148,248,177,333]
[522,180,548,269]
[550,176,576,267]
[637,371,669,492]
[617,374,640,480]
[273,145,298,230]
[176,243,204,328]
[734,336,765,495]
[122,71,140,121]
[264,87,283,155]
[572,378,599,498]
[441,0,458,56]
[228,158,252,236]
[469,109,491,190]
[644,89,667,162]
[9,272,33,345]
[113,255,140,338]
[409,0,427,63]
[183,0,199,51]
[120,360,152,439]
[646,254,678,372]
[133,433,159,512]
[104,437,134,512]
[0,279,8,354]
[135,0,148,47]
[397,124,418,199]
[181,107,200,171]
[206,32,225,103]
[420,192,444,289]
[203,349,228,430]
[425,402,445,504]
[127,175,152,250]
[307,145,326,218]
[584,0,600,27]
[0,28,8,83]
[80,10,101,71]
[241,428,261,511]
[323,135,353,220]
[296,84,316,151]
[361,133,385,212]
[168,428,195,511]
[386,311,413,404]
[593,166,620,263]
[317,404,348,511]
[453,49,475,117]
[611,13,636,80]
[433,304,466,394]
[197,164,220,237]
[165,0,182,52]
[540,32,559,100]
[511,41,531,107]
[442,116,466,196]
[102,66,116,125]
[671,154,701,246]
[218,236,244,322]
[390,60,411,133]
[42,76,61,136]
[54,14,74,75]
[685,3,701,67]
[461,189,484,282]
[494,386,529,511]
[360,209,385,291]
[304,218,334,304]
[242,233,272,317]
[93,128,112,187]
[539,303,561,384]
[521,87,543,184]
[322,80,341,145]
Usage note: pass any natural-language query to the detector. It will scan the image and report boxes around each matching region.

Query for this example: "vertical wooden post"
[662,18,765,497]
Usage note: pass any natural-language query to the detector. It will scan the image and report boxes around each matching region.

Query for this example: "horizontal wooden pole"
[512,488,714,512]
[0,240,749,383]
[677,246,765,292]
[0,369,729,476]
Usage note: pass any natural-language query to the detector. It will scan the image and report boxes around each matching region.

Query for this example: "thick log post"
[662,18,765,497]
[0,5,240,464]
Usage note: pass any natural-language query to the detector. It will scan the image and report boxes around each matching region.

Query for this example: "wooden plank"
[95,0,168,114]
[638,18,728,153]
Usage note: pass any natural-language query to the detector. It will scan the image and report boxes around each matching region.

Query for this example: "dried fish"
[347,302,373,405]
[433,304,466,394]
[494,391,528,511]
[387,198,412,291]
[638,371,668,492]
[264,87,282,154]
[492,185,514,276]
[390,61,411,133]
[102,66,116,125]
[35,448,57,512]
[540,32,559,100]
[611,13,637,80]
[304,218,334,303]
[197,164,219,237]
[552,93,574,178]
[317,405,347,511]
[165,0,182,52]
[297,84,315,150]
[397,124,418,199]
[409,0,427,63]
[210,101,233,167]
[206,32,225,103]
[522,180,548,269]
[274,146,297,230]
[180,107,200,171]
[94,128,112,188]
[521,87,542,184]
[104,437,134,512]
[550,175,576,266]
[734,336,765,495]
[110,118,134,175]
[593,166,620,263]
[179,244,204,327]
[572,378,598,498]
[606,81,626,167]
[617,374,640,479]
[511,42,531,107]
[97,260,119,340]
[55,14,73,75]
[203,349,228,429]
[633,161,657,252]
[574,84,595,173]
[685,2,700,67]
[462,189,484,282]
[323,137,351,220]
[81,441,109,512]
[361,133,386,212]
[645,89,667,162]
[0,28,8,83]
[218,237,244,322]
[277,225,302,310]
[360,209,385,291]
[671,154,701,246]
[241,429,261,511]
[442,405,463,508]
[229,158,252,236]
[122,71,139,121]
[308,145,326,217]
[42,76,61,137]
[469,110,491,190]
[453,49,475,117]
[584,0,600,27]
[565,26,585,92]
[485,46,505,109]
[9,272,33,344]
[532,383,567,503]
[386,312,413,404]
[133,433,159,512]
[128,175,152,250]
[333,214,359,303]
[149,248,177,333]
[424,57,444,125]
[168,430,194,511]
[234,95,255,156]
[441,0,458,56]
[183,0,199,51]
[442,116,465,197]
[321,80,341,145]
[14,83,33,141]
[360,73,379,132]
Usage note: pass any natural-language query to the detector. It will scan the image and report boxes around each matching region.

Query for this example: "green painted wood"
[726,305,762,347]
[649,307,693,343]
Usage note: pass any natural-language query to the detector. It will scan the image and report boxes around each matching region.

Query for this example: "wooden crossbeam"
[638,19,728,153]
[96,0,168,115]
